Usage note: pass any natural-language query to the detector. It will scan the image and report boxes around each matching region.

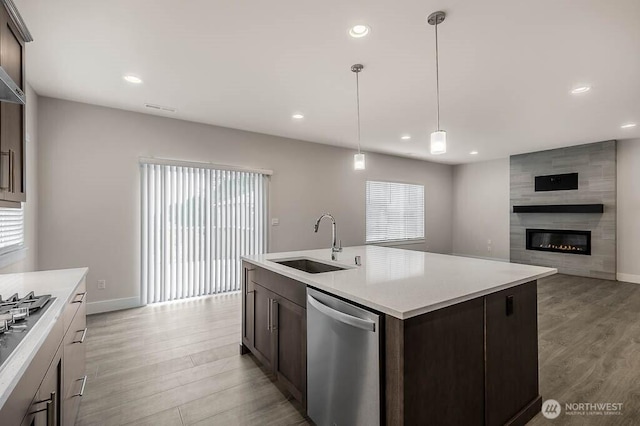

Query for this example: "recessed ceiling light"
[571,85,591,94]
[401,135,411,140]
[621,123,637,129]
[349,24,370,38]
[470,151,479,155]
[123,75,143,84]
[292,113,304,119]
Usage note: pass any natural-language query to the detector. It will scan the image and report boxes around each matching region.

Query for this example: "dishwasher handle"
[308,294,376,332]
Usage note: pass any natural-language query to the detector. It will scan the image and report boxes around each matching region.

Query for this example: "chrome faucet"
[314,213,342,259]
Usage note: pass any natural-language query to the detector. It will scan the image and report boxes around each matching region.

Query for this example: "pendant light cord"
[435,20,440,131]
[356,70,362,154]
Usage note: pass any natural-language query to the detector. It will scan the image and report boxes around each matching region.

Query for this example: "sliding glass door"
[140,161,268,304]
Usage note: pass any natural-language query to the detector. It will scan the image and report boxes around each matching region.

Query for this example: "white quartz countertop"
[0,268,88,409]
[243,246,556,319]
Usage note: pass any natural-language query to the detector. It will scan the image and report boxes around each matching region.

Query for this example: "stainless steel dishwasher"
[307,287,380,426]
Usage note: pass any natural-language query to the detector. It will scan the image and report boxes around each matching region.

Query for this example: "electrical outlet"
[97,280,106,290]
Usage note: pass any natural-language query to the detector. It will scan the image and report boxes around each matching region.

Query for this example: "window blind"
[140,162,268,304]
[366,181,424,243]
[0,204,24,255]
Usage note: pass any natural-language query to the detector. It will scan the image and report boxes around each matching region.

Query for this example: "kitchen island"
[241,246,556,425]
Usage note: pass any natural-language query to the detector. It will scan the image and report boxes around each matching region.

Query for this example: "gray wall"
[37,97,453,306]
[452,158,510,260]
[510,141,616,280]
[0,84,38,274]
[617,138,640,282]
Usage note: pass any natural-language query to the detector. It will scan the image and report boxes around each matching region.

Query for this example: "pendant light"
[428,11,447,155]
[351,64,366,170]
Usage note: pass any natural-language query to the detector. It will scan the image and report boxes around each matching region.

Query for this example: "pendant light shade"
[428,11,447,155]
[430,130,447,155]
[351,64,365,170]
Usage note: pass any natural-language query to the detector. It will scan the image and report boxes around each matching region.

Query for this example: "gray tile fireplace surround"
[510,140,616,280]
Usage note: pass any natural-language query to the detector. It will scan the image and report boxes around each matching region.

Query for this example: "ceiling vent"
[144,103,177,113]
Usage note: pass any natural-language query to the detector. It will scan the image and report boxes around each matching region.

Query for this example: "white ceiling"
[15,0,640,164]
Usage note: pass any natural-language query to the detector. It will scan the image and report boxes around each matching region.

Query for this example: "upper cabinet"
[0,0,31,207]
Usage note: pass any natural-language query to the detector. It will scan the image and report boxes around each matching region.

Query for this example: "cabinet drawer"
[63,278,86,333]
[62,297,87,426]
[254,267,306,308]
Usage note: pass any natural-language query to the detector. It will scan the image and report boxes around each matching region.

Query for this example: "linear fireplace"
[526,229,591,255]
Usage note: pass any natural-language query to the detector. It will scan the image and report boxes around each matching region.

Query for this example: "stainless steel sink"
[272,258,347,274]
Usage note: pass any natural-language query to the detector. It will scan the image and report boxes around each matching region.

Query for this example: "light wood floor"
[77,293,307,426]
[78,274,640,425]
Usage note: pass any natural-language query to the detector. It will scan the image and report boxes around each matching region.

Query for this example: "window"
[366,181,424,243]
[0,204,24,255]
[140,161,269,304]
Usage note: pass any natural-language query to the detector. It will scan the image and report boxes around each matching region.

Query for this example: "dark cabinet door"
[240,265,308,406]
[485,281,539,426]
[252,283,275,370]
[272,295,306,405]
[0,6,25,204]
[400,297,485,425]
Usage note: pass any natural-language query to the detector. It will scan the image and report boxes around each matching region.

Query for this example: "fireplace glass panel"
[526,229,591,255]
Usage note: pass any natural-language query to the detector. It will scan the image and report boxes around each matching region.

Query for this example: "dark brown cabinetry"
[386,280,541,426]
[485,281,540,426]
[272,294,306,403]
[252,283,275,370]
[241,262,307,406]
[388,298,486,425]
[0,2,27,205]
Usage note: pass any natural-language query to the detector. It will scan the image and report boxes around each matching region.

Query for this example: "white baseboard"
[617,273,640,284]
[451,253,509,263]
[87,296,141,315]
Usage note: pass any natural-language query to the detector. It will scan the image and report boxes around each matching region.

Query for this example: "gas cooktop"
[0,292,54,370]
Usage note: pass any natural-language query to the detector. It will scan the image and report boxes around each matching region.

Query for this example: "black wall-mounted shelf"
[513,204,604,214]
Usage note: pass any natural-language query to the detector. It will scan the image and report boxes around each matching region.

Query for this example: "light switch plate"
[271,218,280,226]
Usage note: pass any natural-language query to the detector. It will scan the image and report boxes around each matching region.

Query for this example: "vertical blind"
[366,181,424,243]
[0,204,24,255]
[140,161,268,304]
